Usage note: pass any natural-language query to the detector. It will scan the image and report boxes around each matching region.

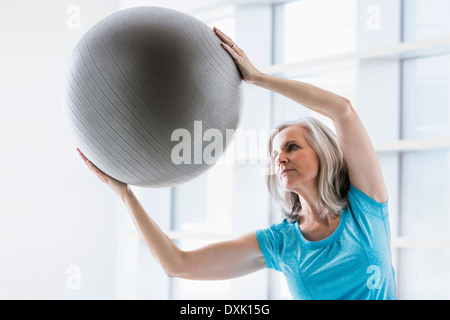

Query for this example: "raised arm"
[77,148,266,279]
[215,27,387,203]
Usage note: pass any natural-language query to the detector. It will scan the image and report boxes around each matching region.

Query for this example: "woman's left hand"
[77,148,129,198]
[214,27,262,83]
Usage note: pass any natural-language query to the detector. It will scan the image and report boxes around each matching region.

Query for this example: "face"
[271,125,319,192]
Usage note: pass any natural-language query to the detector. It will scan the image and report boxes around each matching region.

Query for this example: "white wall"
[0,0,120,299]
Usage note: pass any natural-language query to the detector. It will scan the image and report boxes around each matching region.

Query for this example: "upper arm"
[173,232,266,280]
[332,102,388,203]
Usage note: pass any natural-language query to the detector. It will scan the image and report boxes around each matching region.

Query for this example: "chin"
[281,179,296,192]
[281,176,315,193]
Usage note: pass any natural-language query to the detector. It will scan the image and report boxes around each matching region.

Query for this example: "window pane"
[399,248,450,299]
[400,151,450,238]
[402,54,450,139]
[231,163,271,233]
[172,164,234,233]
[278,0,357,63]
[403,0,450,41]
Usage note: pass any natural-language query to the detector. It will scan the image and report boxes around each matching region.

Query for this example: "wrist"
[248,71,267,85]
[119,185,133,202]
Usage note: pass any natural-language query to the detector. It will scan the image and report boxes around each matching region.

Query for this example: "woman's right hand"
[213,27,262,83]
[77,148,129,198]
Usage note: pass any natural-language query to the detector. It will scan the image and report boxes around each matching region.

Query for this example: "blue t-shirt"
[256,185,396,300]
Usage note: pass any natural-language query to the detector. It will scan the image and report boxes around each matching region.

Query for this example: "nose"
[275,152,288,166]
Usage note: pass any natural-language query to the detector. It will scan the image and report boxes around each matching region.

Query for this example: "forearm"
[252,72,351,120]
[120,188,182,276]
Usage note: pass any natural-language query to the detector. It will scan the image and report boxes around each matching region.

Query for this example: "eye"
[287,144,299,152]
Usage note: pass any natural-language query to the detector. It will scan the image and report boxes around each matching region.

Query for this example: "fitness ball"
[63,6,243,187]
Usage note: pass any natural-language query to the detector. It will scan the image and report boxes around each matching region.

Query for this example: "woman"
[77,28,396,300]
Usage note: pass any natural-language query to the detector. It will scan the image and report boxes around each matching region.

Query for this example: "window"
[172,165,234,234]
[399,248,450,299]
[403,0,450,41]
[400,151,450,239]
[402,54,450,140]
[275,0,357,64]
[397,0,450,299]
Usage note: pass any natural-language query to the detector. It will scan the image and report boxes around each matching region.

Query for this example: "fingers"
[221,42,241,60]
[213,27,231,43]
[214,27,239,52]
[77,148,93,169]
[76,148,89,163]
[76,148,108,183]
[214,26,244,64]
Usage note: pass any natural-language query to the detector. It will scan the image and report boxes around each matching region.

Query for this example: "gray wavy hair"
[266,117,350,222]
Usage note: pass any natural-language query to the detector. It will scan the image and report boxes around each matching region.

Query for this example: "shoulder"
[256,219,296,244]
[255,220,298,271]
[269,219,297,234]
[347,184,389,219]
[257,219,286,234]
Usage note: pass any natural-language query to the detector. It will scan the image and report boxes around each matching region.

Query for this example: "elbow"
[163,264,177,277]
[163,251,200,280]
[161,250,185,278]
[163,265,182,278]
[334,97,356,122]
[165,266,191,279]
[164,270,178,278]
[341,97,354,114]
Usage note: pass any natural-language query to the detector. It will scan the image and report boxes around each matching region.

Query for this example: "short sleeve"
[348,184,389,220]
[347,184,392,248]
[255,224,283,272]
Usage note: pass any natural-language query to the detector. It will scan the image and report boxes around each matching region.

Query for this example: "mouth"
[280,169,295,176]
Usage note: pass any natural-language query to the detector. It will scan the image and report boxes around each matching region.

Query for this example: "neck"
[294,182,334,226]
[299,194,322,224]
[294,183,320,219]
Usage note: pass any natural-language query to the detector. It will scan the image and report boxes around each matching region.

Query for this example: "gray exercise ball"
[63,6,243,188]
